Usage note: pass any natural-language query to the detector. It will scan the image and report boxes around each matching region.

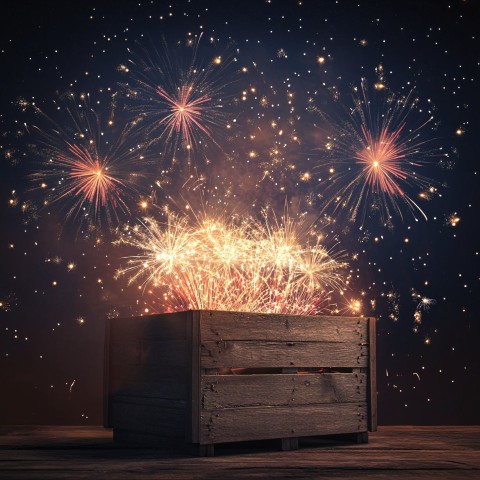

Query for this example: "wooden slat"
[113,378,187,399]
[201,341,368,369]
[110,340,187,367]
[281,437,299,451]
[113,395,186,408]
[201,373,367,409]
[112,402,185,438]
[189,311,201,444]
[110,313,187,343]
[368,317,377,432]
[200,310,368,342]
[3,426,480,477]
[200,403,368,444]
[109,364,187,382]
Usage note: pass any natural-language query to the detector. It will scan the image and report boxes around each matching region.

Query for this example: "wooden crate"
[104,310,377,455]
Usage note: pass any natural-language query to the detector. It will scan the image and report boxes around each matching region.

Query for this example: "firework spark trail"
[30,93,147,227]
[317,79,439,224]
[55,142,129,214]
[356,124,409,196]
[155,85,213,148]
[116,209,347,315]
[123,34,232,162]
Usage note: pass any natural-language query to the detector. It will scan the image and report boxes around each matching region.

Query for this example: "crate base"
[191,431,369,457]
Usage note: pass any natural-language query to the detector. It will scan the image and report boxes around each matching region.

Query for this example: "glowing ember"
[116,209,347,315]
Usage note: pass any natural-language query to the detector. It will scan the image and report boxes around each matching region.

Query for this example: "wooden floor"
[0,426,479,479]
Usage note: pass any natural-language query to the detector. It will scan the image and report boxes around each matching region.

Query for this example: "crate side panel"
[200,310,368,342]
[113,371,188,400]
[110,340,187,367]
[113,401,185,438]
[368,317,378,432]
[113,395,186,408]
[110,313,187,343]
[201,341,368,369]
[201,373,366,409]
[200,403,368,444]
[108,312,192,437]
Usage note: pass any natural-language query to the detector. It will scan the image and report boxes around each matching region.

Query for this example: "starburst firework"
[317,79,440,224]
[122,34,232,163]
[30,93,147,227]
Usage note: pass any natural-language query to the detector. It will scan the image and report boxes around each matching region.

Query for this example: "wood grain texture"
[109,313,187,343]
[200,403,368,444]
[110,366,187,399]
[201,340,368,368]
[113,395,186,408]
[201,373,367,409]
[106,310,375,448]
[200,310,368,342]
[1,426,480,479]
[189,310,201,444]
[112,401,185,438]
[110,340,187,367]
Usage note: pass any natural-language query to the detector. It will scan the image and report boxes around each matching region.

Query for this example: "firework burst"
[115,207,347,315]
[316,79,440,224]
[121,34,233,164]
[30,93,148,228]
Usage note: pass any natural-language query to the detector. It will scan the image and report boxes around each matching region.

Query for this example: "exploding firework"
[411,289,437,311]
[30,93,148,228]
[115,207,347,315]
[121,34,233,164]
[316,79,440,224]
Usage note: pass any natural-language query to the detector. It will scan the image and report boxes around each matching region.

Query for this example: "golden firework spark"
[116,209,347,315]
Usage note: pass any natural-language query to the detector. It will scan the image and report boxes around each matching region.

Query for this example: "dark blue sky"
[0,0,479,425]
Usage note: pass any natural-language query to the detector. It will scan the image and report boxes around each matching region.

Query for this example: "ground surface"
[0,426,479,479]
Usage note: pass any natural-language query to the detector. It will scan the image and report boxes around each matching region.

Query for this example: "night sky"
[1,0,479,426]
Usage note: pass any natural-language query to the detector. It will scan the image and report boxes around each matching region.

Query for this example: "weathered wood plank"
[200,310,368,342]
[110,340,187,367]
[113,379,187,400]
[112,402,185,438]
[113,395,186,408]
[109,313,187,343]
[201,340,368,368]
[110,365,187,399]
[108,312,191,361]
[2,426,480,479]
[201,373,367,409]
[200,403,368,444]
[189,310,201,444]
